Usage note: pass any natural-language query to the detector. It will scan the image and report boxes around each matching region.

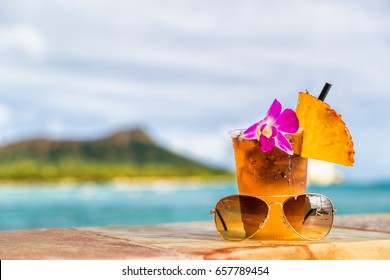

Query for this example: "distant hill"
[0,129,230,181]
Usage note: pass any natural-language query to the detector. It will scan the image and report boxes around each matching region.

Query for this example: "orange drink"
[230,129,307,195]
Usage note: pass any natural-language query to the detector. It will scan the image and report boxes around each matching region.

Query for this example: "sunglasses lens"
[214,195,268,241]
[283,194,334,240]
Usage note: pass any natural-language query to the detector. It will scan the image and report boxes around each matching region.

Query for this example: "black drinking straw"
[318,82,332,101]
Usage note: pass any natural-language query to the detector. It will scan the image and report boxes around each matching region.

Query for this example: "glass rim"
[228,127,304,138]
[228,128,245,138]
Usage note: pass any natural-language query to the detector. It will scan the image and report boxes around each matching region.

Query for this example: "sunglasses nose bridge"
[262,202,287,225]
[268,201,283,208]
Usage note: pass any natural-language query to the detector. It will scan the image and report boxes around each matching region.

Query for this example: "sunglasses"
[210,193,335,241]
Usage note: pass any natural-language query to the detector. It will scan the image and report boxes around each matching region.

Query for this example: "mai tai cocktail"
[225,86,355,240]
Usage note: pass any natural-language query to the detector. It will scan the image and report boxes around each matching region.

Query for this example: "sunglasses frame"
[210,193,336,241]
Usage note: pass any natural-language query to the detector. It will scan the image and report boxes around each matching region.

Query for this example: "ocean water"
[0,179,389,230]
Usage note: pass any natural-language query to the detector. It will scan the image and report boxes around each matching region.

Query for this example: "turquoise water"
[0,180,389,230]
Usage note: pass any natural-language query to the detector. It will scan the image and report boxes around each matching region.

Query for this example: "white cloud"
[0,104,11,125]
[154,125,233,167]
[0,25,47,57]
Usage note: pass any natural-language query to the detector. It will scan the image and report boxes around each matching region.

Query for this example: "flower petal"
[274,131,293,155]
[274,109,299,134]
[259,134,275,152]
[265,99,282,121]
[242,123,259,139]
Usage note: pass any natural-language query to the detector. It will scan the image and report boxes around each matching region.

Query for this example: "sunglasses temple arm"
[215,209,228,231]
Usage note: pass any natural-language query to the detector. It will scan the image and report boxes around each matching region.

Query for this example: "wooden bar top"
[0,214,389,260]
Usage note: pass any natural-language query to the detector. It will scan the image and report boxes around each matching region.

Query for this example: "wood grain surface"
[0,214,389,260]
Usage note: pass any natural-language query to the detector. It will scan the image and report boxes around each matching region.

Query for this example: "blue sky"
[0,0,389,180]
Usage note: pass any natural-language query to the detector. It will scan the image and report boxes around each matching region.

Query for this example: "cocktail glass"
[229,128,308,240]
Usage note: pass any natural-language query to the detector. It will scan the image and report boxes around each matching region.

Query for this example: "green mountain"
[0,129,230,181]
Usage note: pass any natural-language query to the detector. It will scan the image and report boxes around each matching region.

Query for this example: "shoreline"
[0,174,236,187]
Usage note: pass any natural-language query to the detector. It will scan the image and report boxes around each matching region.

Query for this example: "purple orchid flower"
[242,99,299,155]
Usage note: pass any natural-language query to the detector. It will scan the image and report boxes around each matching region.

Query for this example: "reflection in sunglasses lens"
[215,195,268,241]
[283,194,334,240]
